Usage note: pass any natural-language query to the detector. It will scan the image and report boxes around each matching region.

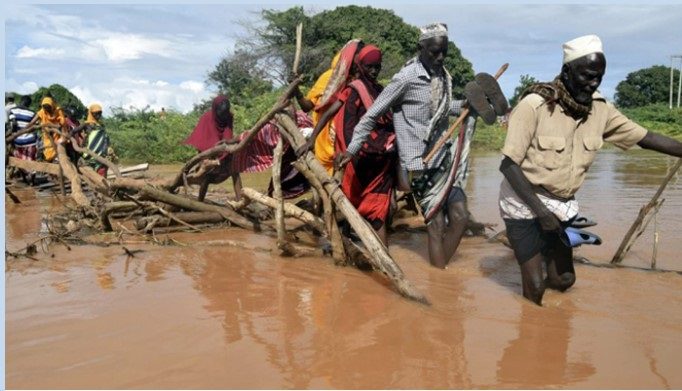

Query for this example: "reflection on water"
[496,303,595,388]
[5,150,682,389]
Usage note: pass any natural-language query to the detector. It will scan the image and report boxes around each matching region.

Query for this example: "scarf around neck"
[523,76,591,120]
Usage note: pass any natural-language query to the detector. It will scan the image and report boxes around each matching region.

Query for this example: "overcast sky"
[3,1,682,114]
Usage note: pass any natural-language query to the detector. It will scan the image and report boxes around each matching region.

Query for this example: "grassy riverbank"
[109,102,681,163]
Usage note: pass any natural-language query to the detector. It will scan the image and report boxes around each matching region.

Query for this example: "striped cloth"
[83,125,110,170]
[231,111,313,173]
[8,106,37,146]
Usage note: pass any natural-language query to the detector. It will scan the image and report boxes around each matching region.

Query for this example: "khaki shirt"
[501,92,648,198]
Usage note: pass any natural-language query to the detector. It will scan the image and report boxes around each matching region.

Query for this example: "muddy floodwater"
[5,149,682,389]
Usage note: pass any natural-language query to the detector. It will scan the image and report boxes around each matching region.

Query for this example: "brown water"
[5,150,682,389]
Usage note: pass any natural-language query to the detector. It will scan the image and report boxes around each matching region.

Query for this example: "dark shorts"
[503,218,571,264]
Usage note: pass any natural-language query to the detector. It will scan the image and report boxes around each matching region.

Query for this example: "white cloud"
[179,81,205,94]
[16,46,67,59]
[67,77,213,115]
[5,80,40,95]
[69,86,100,108]
[94,33,174,62]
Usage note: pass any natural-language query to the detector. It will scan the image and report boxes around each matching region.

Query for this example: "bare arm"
[499,156,562,232]
[637,131,682,157]
[294,90,315,113]
[295,100,342,157]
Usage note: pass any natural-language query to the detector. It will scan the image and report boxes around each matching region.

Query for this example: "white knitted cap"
[562,34,603,64]
[419,23,448,42]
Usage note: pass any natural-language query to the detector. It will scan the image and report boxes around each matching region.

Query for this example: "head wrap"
[86,103,103,124]
[357,44,382,66]
[37,96,65,125]
[562,34,603,64]
[211,95,232,128]
[355,44,383,97]
[41,97,55,108]
[315,39,362,111]
[184,95,234,152]
[419,22,448,42]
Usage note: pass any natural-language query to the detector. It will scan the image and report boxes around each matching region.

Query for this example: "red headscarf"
[355,44,383,97]
[184,95,234,152]
[357,44,382,66]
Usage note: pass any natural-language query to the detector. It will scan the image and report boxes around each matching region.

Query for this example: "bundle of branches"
[6,78,434,305]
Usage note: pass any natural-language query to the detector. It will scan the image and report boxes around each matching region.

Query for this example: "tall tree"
[30,84,87,119]
[615,65,680,108]
[509,74,539,107]
[209,6,474,98]
[207,49,273,107]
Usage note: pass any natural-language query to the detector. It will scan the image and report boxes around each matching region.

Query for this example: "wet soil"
[5,150,682,389]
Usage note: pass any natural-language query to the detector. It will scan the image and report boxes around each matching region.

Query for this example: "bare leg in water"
[427,197,470,269]
[520,243,575,305]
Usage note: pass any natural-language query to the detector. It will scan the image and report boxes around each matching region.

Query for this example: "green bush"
[107,89,284,164]
[472,120,506,151]
[620,104,682,139]
[107,109,199,163]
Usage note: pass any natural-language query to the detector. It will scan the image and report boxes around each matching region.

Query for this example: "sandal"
[570,215,597,228]
[474,72,509,116]
[464,81,496,125]
[561,227,602,247]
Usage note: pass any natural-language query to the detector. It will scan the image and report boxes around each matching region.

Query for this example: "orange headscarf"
[37,97,66,126]
[85,103,103,125]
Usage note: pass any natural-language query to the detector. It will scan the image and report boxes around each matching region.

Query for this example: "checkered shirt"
[346,58,463,171]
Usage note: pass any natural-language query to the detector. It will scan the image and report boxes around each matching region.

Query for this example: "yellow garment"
[37,98,66,162]
[86,103,103,124]
[307,52,341,175]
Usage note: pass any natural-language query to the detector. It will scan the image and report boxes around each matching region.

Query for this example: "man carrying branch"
[337,22,507,268]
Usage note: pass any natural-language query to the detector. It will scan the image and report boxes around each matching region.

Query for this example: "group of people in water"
[8,22,682,306]
[185,23,682,305]
[5,94,112,184]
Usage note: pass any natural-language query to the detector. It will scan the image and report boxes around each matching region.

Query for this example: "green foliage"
[620,104,682,139]
[106,107,199,163]
[30,84,87,119]
[615,65,680,108]
[106,88,284,163]
[471,120,507,151]
[230,89,281,133]
[470,104,682,153]
[209,6,474,100]
[509,74,539,107]
[207,49,273,107]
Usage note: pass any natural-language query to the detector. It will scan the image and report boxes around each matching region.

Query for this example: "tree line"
[6,6,680,163]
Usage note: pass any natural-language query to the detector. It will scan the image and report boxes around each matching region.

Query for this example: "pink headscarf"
[184,95,234,152]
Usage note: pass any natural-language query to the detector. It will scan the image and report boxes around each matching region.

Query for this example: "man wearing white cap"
[499,34,682,305]
[337,22,507,269]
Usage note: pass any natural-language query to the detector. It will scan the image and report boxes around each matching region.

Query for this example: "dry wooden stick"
[292,23,303,75]
[166,78,303,191]
[612,158,681,264]
[276,113,430,305]
[291,158,346,262]
[241,187,325,234]
[272,137,290,253]
[55,142,89,206]
[55,130,121,178]
[423,63,509,164]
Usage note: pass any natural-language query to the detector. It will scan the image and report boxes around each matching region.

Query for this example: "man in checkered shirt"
[338,22,506,269]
